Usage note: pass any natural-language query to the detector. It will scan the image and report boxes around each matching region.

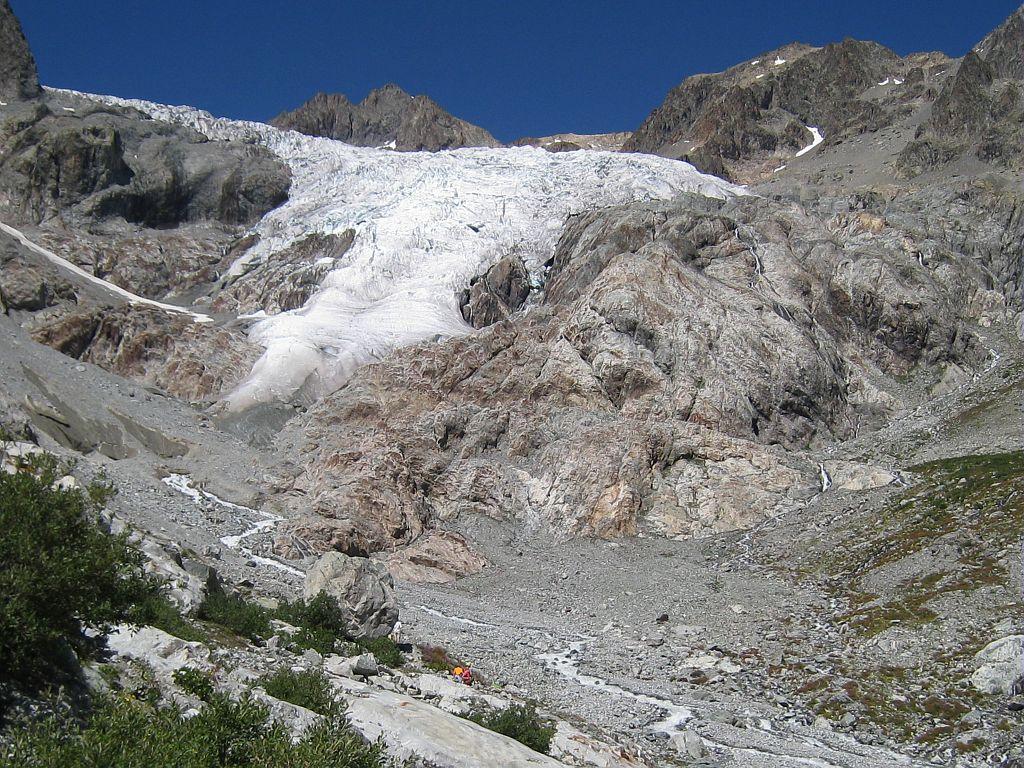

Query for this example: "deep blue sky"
[15,1,1022,142]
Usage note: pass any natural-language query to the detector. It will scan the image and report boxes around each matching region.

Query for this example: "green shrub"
[197,589,272,641]
[259,668,338,716]
[275,593,348,655]
[173,667,215,701]
[5,692,393,767]
[131,592,208,643]
[0,467,154,686]
[465,702,556,755]
[357,637,404,669]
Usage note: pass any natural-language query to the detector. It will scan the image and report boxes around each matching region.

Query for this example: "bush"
[259,668,337,716]
[418,644,458,673]
[465,703,556,755]
[131,592,208,643]
[357,637,404,669]
[5,692,393,768]
[275,593,348,655]
[173,667,214,701]
[197,588,272,641]
[0,466,154,686]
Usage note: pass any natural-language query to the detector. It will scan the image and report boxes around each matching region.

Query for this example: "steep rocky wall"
[270,194,989,560]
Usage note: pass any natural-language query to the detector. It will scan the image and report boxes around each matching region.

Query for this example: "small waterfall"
[818,462,833,493]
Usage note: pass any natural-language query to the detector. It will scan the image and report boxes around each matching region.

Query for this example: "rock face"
[897,33,1024,176]
[512,132,632,152]
[0,0,40,102]
[275,192,988,558]
[0,97,291,228]
[28,305,259,402]
[335,677,563,768]
[459,253,531,328]
[211,230,355,315]
[385,531,488,584]
[977,4,1024,79]
[303,552,399,639]
[624,39,934,181]
[271,85,500,151]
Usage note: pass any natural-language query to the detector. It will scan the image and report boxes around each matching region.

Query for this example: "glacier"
[53,89,745,410]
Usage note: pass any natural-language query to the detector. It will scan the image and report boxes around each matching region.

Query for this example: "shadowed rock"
[0,0,40,102]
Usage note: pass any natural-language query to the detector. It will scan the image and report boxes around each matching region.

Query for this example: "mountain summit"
[271,84,500,151]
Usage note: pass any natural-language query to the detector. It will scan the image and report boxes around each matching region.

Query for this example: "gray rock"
[351,653,379,678]
[669,729,706,759]
[272,85,500,152]
[459,253,531,328]
[0,0,40,102]
[303,552,399,639]
[971,635,1024,695]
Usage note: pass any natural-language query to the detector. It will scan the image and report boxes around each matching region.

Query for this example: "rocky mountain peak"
[0,0,41,101]
[624,35,908,181]
[977,3,1024,79]
[271,83,500,151]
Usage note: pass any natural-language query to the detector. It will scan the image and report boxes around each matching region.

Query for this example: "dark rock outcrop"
[624,39,915,181]
[212,230,355,315]
[977,3,1024,79]
[271,84,500,151]
[897,6,1024,177]
[459,253,531,328]
[0,96,291,228]
[0,0,40,102]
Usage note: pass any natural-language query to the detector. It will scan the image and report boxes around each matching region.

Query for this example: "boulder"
[303,552,399,640]
[351,653,380,678]
[971,635,1024,695]
[669,729,706,759]
[332,676,562,768]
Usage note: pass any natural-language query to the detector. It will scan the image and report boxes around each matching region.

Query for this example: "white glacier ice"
[51,88,744,410]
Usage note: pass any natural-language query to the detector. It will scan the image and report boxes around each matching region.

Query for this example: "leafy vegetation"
[173,667,215,701]
[276,593,349,655]
[5,692,394,768]
[132,592,209,644]
[0,464,155,687]
[196,588,273,641]
[198,591,404,668]
[259,668,338,716]
[357,637,404,669]
[464,702,555,755]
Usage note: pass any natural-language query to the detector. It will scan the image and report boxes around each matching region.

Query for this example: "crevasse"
[53,89,745,410]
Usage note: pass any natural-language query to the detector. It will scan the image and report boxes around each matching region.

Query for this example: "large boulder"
[303,552,399,640]
[971,635,1024,695]
[0,0,41,102]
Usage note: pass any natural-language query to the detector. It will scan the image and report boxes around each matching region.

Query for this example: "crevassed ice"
[53,89,745,410]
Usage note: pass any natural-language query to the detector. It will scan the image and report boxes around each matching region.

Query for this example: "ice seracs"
[58,88,745,411]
